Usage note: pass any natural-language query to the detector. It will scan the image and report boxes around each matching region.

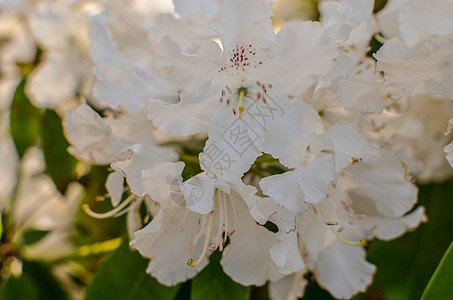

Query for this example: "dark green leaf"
[421,241,453,300]
[19,229,50,246]
[9,78,42,158]
[22,261,68,300]
[41,109,77,193]
[85,239,180,300]
[191,252,251,300]
[0,273,40,300]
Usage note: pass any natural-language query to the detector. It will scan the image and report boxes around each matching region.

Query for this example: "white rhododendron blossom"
[5,0,453,298]
[134,162,283,285]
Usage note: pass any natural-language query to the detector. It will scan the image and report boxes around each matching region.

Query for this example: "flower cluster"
[1,0,452,299]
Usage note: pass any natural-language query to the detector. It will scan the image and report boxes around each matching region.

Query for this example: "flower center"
[218,81,274,117]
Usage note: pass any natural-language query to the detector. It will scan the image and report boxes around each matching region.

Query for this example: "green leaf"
[191,252,251,300]
[85,239,180,300]
[9,78,42,158]
[0,273,40,300]
[421,241,453,300]
[19,229,50,246]
[22,261,68,300]
[41,109,77,193]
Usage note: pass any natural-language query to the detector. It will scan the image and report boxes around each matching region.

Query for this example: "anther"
[227,99,231,106]
[325,221,338,226]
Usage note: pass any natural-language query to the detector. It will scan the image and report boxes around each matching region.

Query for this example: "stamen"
[188,189,218,267]
[83,194,135,219]
[317,202,365,246]
[237,87,247,117]
[180,209,191,232]
[212,191,225,250]
[374,33,388,44]
[228,193,238,237]
[222,192,229,244]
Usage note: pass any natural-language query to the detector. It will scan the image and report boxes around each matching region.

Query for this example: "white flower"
[89,0,218,115]
[260,122,425,298]
[133,162,282,285]
[360,95,453,182]
[63,103,178,198]
[12,147,84,261]
[148,0,337,180]
[375,36,453,99]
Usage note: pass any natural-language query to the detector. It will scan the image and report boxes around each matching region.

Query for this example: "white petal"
[105,171,124,207]
[142,162,185,208]
[131,207,209,286]
[199,109,261,181]
[341,150,417,218]
[326,123,380,175]
[320,0,374,42]
[332,59,388,114]
[181,173,216,214]
[173,0,219,19]
[210,0,275,54]
[260,155,335,211]
[445,118,453,168]
[251,197,296,233]
[113,145,178,197]
[220,197,281,285]
[250,95,324,168]
[147,90,214,136]
[153,36,221,94]
[262,21,337,95]
[27,49,81,109]
[315,242,376,299]
[445,141,453,168]
[357,206,427,241]
[90,15,178,114]
[375,37,453,99]
[269,273,307,300]
[63,104,114,165]
[399,0,453,47]
[270,231,305,275]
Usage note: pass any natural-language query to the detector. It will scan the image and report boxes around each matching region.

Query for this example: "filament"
[83,194,135,219]
[187,188,217,267]
[317,202,365,246]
